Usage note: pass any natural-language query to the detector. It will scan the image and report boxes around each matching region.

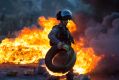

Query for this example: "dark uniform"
[48,23,74,46]
[48,23,74,80]
[47,9,75,80]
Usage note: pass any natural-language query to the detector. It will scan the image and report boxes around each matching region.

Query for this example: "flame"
[73,45,101,74]
[0,16,101,75]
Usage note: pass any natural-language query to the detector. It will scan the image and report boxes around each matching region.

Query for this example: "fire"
[73,45,101,74]
[0,16,101,75]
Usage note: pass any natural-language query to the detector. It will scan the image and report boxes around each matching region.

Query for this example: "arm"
[48,27,60,44]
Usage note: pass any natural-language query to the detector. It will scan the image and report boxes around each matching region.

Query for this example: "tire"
[45,45,76,73]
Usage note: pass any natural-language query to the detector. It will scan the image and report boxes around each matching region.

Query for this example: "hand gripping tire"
[45,45,76,73]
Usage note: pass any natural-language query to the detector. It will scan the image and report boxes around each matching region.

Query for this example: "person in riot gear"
[48,9,74,80]
[49,9,74,51]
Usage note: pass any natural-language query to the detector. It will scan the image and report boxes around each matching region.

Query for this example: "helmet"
[56,9,72,20]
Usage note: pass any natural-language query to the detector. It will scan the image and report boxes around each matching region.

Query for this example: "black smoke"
[83,0,119,21]
[84,12,119,74]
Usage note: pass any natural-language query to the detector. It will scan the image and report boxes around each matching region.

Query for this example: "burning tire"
[45,45,76,73]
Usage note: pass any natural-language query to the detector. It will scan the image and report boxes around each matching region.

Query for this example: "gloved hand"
[57,42,70,51]
[63,44,70,51]
[57,42,63,49]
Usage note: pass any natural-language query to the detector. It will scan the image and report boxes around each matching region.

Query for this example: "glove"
[57,42,70,51]
[57,42,63,49]
[63,44,70,51]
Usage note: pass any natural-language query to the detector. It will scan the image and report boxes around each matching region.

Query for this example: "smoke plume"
[84,12,119,74]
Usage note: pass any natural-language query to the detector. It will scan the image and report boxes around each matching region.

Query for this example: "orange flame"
[0,16,101,75]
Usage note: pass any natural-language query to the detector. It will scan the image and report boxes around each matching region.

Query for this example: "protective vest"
[50,25,73,46]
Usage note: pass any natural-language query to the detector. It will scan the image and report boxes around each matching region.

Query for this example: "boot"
[47,76,60,80]
[66,71,74,80]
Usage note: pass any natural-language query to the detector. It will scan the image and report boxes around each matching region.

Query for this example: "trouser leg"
[66,69,74,80]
